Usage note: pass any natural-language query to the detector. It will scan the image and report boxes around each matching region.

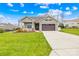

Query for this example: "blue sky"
[0,3,79,24]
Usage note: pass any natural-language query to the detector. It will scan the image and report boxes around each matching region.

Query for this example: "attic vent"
[45,19,52,21]
[47,17,50,19]
[45,18,52,21]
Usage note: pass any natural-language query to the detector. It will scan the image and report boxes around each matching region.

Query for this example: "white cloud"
[20,3,24,7]
[11,9,19,12]
[7,3,13,7]
[48,9,63,15]
[73,6,78,10]
[40,6,48,8]
[6,17,18,25]
[30,11,34,14]
[34,3,49,6]
[38,9,63,17]
[0,15,7,23]
[48,9,64,21]
[0,14,18,25]
[22,11,34,14]
[0,15,11,23]
[35,3,49,9]
[58,3,61,5]
[37,9,63,16]
[64,11,72,15]
[23,11,27,14]
[0,15,4,18]
[66,7,70,10]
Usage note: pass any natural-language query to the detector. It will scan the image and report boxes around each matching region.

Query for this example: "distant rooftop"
[64,19,79,22]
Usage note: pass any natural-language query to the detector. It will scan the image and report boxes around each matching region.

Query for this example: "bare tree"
[60,12,64,24]
[0,17,4,23]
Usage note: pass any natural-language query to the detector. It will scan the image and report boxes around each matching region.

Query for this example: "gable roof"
[20,14,58,22]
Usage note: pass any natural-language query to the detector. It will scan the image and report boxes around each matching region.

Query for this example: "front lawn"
[60,28,79,35]
[0,32,52,56]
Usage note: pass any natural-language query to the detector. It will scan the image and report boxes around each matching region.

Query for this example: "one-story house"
[19,14,59,31]
[64,19,79,28]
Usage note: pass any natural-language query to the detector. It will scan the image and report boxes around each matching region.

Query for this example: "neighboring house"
[0,23,17,31]
[64,19,79,28]
[19,14,59,31]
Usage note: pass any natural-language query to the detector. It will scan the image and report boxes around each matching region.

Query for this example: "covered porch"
[23,22,40,31]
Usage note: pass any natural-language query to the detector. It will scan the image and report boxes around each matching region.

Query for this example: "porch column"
[39,23,42,31]
[32,22,35,30]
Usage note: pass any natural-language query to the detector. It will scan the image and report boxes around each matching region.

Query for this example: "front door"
[35,23,39,30]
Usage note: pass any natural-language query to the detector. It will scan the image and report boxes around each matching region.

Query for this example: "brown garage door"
[42,24,55,31]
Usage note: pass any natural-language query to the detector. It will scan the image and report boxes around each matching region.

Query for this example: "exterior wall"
[55,22,59,31]
[19,21,24,28]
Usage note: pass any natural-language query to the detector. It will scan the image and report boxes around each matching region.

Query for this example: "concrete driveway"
[43,31,79,56]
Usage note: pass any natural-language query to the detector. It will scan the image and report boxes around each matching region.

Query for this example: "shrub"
[15,28,35,33]
[58,23,65,29]
[0,28,4,33]
[15,28,27,32]
[16,28,23,32]
[14,27,20,30]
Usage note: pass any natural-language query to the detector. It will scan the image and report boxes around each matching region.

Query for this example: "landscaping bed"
[0,32,52,56]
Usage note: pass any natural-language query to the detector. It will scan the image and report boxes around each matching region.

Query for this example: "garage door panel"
[42,24,55,31]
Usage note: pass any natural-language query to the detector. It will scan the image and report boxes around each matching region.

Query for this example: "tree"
[58,23,65,28]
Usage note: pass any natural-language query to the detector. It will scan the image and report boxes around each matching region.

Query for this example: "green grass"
[0,32,52,56]
[60,28,79,35]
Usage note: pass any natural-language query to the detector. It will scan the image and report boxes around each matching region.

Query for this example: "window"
[24,22,32,28]
[27,24,32,28]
